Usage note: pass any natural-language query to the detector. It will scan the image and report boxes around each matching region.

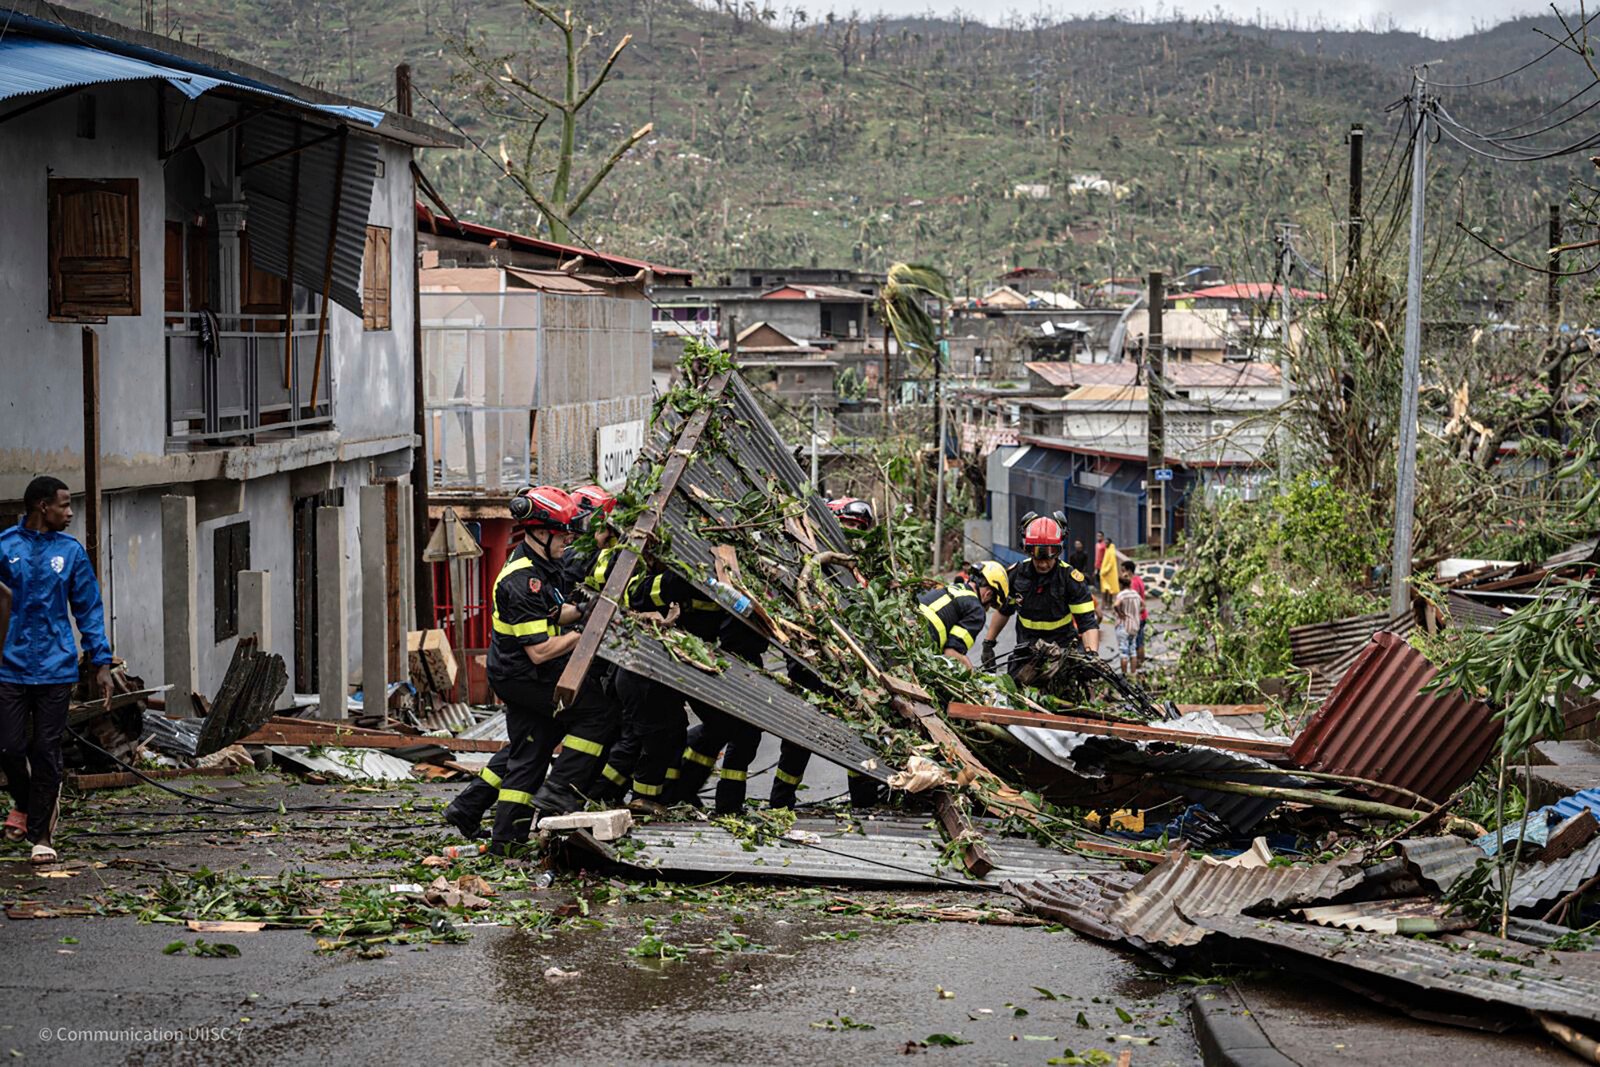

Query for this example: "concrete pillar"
[160,495,199,717]
[397,482,415,662]
[239,570,271,651]
[359,485,389,722]
[316,505,348,721]
[214,202,246,317]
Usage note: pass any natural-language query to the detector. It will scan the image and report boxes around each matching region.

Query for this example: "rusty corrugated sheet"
[1287,632,1499,805]
[1397,835,1487,894]
[1003,871,1147,947]
[1289,611,1390,670]
[1293,897,1473,934]
[1103,850,1362,947]
[1197,914,1600,1025]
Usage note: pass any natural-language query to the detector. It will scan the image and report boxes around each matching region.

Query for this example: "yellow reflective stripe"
[918,603,948,647]
[949,626,975,651]
[498,788,536,806]
[560,734,604,758]
[479,767,503,789]
[601,764,626,786]
[492,555,556,638]
[947,587,978,599]
[588,547,616,589]
[774,768,802,786]
[632,779,664,796]
[683,747,717,767]
[493,616,551,637]
[665,767,681,780]
[1069,600,1096,615]
[1019,615,1074,631]
[719,767,747,781]
[649,574,666,607]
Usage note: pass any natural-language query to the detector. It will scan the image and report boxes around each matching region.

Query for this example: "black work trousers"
[674,705,760,815]
[0,682,71,845]
[486,673,618,845]
[610,668,688,803]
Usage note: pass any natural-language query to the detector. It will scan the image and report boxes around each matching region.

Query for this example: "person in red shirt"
[1126,565,1151,671]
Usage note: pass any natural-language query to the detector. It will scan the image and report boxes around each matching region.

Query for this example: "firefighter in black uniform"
[644,567,770,815]
[980,515,1100,674]
[918,561,1008,666]
[442,485,621,840]
[483,486,616,851]
[770,497,882,810]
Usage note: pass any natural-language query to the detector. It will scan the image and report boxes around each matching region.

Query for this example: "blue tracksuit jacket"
[0,524,113,685]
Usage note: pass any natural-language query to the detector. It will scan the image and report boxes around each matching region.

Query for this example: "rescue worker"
[770,497,881,811]
[483,486,615,852]
[981,515,1100,675]
[918,562,1007,666]
[644,565,769,814]
[564,484,618,586]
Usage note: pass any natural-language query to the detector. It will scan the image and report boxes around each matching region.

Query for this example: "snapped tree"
[459,2,652,243]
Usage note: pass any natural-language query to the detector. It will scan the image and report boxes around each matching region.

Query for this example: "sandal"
[29,843,58,865]
[2,809,25,842]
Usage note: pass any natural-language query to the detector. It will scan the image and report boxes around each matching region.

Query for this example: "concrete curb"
[1190,984,1300,1067]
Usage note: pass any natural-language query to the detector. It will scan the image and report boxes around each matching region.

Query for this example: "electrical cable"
[1425,10,1600,88]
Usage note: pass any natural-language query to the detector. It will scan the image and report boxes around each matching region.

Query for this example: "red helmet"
[1023,516,1063,560]
[509,485,580,531]
[571,484,617,517]
[827,496,876,531]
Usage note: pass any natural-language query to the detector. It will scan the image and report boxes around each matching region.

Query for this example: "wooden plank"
[945,702,1293,762]
[1074,840,1165,863]
[933,790,996,878]
[68,766,238,791]
[555,369,733,705]
[235,723,505,753]
[891,697,1047,830]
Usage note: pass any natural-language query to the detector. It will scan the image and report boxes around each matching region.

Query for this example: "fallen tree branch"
[1159,774,1482,834]
[1536,1013,1600,1064]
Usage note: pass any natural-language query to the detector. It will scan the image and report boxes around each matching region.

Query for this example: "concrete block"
[359,484,389,711]
[315,505,348,721]
[194,478,244,524]
[160,495,198,717]
[537,809,633,841]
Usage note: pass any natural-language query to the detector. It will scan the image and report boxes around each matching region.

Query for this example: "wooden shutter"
[239,231,288,315]
[164,221,184,318]
[213,521,251,643]
[49,178,140,319]
[362,225,391,331]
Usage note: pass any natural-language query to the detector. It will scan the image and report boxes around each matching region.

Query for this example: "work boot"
[442,802,485,840]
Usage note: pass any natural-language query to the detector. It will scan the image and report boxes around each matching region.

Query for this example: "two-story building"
[0,2,458,709]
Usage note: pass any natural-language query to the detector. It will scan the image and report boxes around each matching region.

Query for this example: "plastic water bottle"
[705,577,754,618]
[442,843,486,860]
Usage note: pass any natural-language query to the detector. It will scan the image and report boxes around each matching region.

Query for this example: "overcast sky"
[804,1,1555,39]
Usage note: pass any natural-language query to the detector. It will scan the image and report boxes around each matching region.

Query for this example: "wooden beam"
[933,790,996,878]
[237,127,340,173]
[81,327,102,579]
[891,697,1047,830]
[554,370,733,705]
[161,106,265,160]
[236,723,504,753]
[945,702,1294,762]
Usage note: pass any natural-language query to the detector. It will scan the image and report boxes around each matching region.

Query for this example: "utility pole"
[1390,73,1429,620]
[1277,222,1296,485]
[932,312,949,572]
[1347,123,1364,278]
[1145,270,1166,555]
[399,62,433,627]
[809,393,820,490]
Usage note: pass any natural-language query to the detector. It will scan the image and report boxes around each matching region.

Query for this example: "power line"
[1425,8,1600,88]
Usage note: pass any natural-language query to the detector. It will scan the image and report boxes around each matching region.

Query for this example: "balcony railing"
[165,312,332,448]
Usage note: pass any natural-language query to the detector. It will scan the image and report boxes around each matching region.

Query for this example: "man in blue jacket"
[0,476,113,864]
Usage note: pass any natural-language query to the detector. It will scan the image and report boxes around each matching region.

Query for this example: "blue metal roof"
[0,34,381,127]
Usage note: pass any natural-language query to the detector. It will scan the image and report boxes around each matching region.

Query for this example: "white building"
[0,2,458,705]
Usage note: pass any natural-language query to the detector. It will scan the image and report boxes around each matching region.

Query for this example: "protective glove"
[981,639,998,670]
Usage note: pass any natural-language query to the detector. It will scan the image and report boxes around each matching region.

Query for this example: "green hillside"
[77,0,1592,288]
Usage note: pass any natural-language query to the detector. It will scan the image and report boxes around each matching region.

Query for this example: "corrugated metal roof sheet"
[1002,871,1148,947]
[1294,897,1473,934]
[1397,835,1488,894]
[266,745,415,782]
[1499,834,1600,912]
[1287,632,1499,805]
[1476,812,1553,857]
[1197,914,1600,1025]
[1552,788,1600,824]
[241,113,379,315]
[1288,611,1391,670]
[1007,721,1306,833]
[0,33,382,126]
[597,625,890,781]
[416,204,693,279]
[1104,850,1361,947]
[460,711,508,742]
[566,814,1094,888]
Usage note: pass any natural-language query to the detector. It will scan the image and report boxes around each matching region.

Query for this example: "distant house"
[1168,283,1326,313]
[1123,308,1235,362]
[729,323,837,409]
[995,266,1059,295]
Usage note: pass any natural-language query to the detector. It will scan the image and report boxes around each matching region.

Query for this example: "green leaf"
[1033,985,1063,1000]
[1076,1011,1089,1028]
[923,1033,971,1047]
[1115,1006,1133,1023]
[163,940,186,955]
